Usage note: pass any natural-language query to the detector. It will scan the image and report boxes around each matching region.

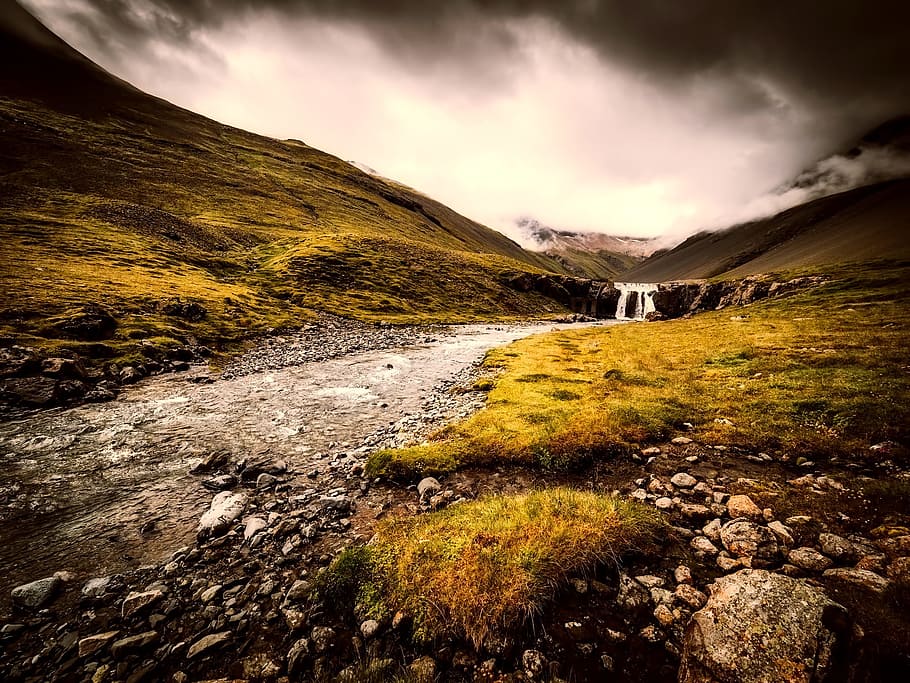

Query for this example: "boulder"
[0,376,58,407]
[788,547,833,572]
[726,495,762,520]
[417,477,441,501]
[187,631,232,659]
[679,569,848,683]
[11,576,61,609]
[53,304,117,341]
[198,491,247,538]
[719,519,780,562]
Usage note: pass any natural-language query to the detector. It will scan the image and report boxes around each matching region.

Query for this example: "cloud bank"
[21,0,910,241]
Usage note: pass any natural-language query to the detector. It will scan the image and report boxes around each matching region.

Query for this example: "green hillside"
[0,2,568,365]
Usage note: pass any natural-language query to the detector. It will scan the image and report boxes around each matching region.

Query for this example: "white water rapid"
[614,282,658,320]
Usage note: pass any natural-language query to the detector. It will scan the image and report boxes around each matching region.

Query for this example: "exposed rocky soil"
[2,318,909,683]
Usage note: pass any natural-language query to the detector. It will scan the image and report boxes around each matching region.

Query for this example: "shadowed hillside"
[625,179,910,281]
[0,0,569,367]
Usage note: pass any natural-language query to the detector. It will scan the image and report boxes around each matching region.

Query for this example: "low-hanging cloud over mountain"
[21,0,910,240]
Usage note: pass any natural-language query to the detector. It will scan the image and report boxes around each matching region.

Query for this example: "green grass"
[0,95,567,367]
[312,488,660,650]
[368,260,910,478]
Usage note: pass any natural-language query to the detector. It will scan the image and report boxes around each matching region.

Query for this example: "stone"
[311,626,335,653]
[642,447,661,456]
[11,576,61,609]
[671,472,698,488]
[121,589,164,618]
[287,638,310,676]
[256,473,278,490]
[654,604,676,627]
[119,366,143,384]
[702,518,722,541]
[818,533,855,561]
[42,357,86,379]
[187,631,232,659]
[360,619,380,639]
[197,491,246,538]
[82,576,113,599]
[823,568,890,595]
[111,631,158,659]
[716,555,740,572]
[675,565,693,585]
[616,573,650,611]
[243,516,268,541]
[726,495,762,520]
[719,519,779,562]
[691,536,719,555]
[679,569,848,683]
[672,436,693,445]
[788,547,833,572]
[200,584,222,603]
[417,477,441,501]
[767,521,794,547]
[522,649,547,678]
[675,584,707,609]
[202,474,237,491]
[655,496,673,510]
[680,503,713,522]
[78,631,120,658]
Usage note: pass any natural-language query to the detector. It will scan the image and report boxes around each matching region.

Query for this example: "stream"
[0,320,618,605]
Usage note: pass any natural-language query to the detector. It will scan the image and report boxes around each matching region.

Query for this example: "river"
[0,320,618,606]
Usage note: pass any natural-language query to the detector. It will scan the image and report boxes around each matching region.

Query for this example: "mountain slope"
[0,1,569,365]
[624,179,910,282]
[513,218,655,280]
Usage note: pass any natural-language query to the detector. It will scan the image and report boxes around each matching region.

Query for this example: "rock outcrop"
[679,569,849,683]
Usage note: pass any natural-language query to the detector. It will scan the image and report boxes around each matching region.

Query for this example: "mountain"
[514,218,658,280]
[0,1,571,367]
[623,121,910,282]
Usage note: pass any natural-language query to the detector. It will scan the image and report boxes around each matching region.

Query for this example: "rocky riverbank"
[3,405,908,682]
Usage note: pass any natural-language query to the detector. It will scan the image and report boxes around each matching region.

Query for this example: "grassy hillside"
[544,245,643,280]
[369,260,910,478]
[625,180,910,282]
[0,3,568,364]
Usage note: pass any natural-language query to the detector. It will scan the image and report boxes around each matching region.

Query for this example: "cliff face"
[502,273,827,320]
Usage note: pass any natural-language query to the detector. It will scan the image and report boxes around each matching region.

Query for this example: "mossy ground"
[368,260,910,479]
[313,488,661,649]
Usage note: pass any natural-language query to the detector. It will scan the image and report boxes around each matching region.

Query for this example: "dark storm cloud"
[52,0,910,135]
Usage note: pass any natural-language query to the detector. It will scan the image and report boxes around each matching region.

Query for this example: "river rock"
[11,576,61,609]
[78,631,119,657]
[287,638,310,676]
[243,516,268,541]
[187,631,232,659]
[788,547,833,572]
[719,519,779,562]
[726,495,762,520]
[672,436,693,445]
[417,477,441,501]
[121,589,164,618]
[111,631,158,659]
[823,568,890,595]
[766,521,794,547]
[671,472,698,488]
[198,491,247,538]
[691,536,719,555]
[818,533,855,561]
[82,576,113,599]
[679,569,847,683]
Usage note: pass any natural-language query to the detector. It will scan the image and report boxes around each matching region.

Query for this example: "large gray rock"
[197,491,247,538]
[11,576,61,609]
[679,569,848,683]
[719,519,780,562]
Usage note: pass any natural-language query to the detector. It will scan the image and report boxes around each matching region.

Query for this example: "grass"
[0,93,567,368]
[312,488,661,650]
[367,260,910,478]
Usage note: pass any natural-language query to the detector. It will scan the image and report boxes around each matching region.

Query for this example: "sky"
[20,0,910,246]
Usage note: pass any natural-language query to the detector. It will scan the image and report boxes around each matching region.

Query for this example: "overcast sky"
[21,1,910,244]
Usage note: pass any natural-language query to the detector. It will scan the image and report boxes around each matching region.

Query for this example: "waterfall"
[614,282,658,320]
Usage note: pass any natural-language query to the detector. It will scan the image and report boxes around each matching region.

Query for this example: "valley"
[1,2,909,682]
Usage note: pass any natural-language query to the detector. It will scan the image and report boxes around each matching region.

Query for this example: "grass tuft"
[316,488,660,650]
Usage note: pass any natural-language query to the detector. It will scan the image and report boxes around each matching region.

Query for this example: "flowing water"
[0,321,617,602]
